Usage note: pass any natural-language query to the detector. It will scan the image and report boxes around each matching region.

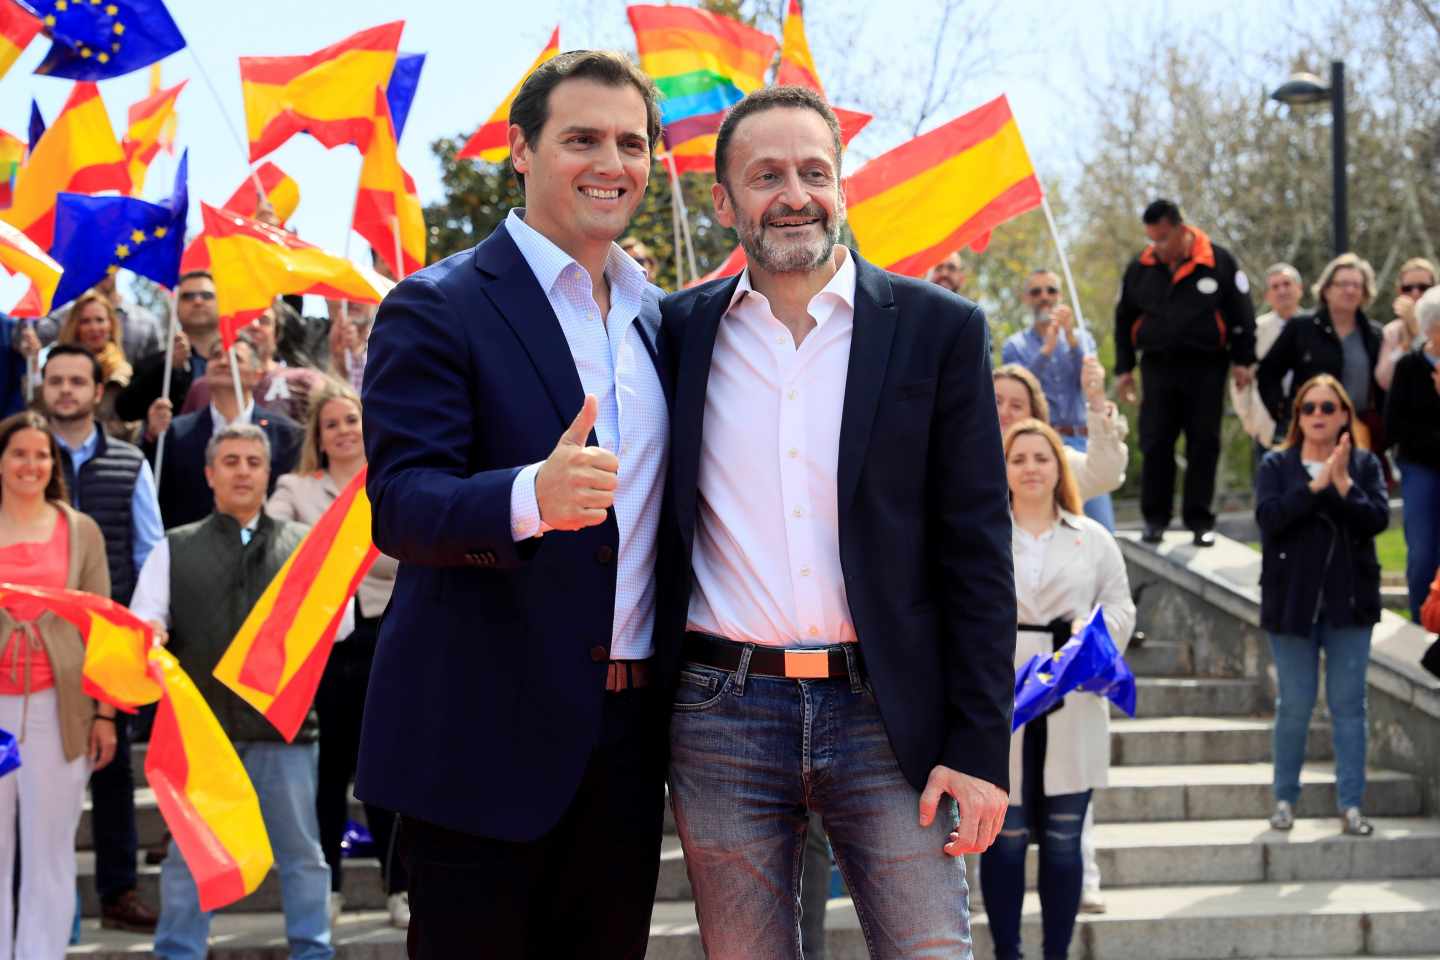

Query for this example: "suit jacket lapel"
[673,277,739,555]
[837,251,897,515]
[635,292,672,400]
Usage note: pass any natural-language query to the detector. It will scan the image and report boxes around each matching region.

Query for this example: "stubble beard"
[734,195,846,275]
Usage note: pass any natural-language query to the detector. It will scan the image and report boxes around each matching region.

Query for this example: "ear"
[204,464,216,491]
[712,180,736,229]
[508,123,531,177]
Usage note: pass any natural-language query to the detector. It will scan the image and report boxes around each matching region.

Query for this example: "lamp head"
[1271,72,1330,106]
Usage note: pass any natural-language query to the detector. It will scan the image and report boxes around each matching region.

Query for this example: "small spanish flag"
[457,27,559,164]
[123,79,187,197]
[0,219,62,318]
[353,88,425,279]
[214,469,379,742]
[775,0,871,144]
[0,3,41,82]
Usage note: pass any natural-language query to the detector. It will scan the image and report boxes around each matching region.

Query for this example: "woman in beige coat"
[0,410,113,957]
[979,418,1135,960]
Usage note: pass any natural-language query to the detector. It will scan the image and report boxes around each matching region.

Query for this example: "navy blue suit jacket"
[356,223,667,842]
[657,251,1017,792]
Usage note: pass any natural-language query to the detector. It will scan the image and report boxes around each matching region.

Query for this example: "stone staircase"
[69,637,1440,959]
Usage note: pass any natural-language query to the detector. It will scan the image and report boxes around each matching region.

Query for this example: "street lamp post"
[1271,60,1347,257]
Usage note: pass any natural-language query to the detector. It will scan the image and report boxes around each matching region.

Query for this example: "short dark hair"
[1142,199,1183,226]
[508,50,662,191]
[177,269,213,287]
[42,343,103,385]
[715,85,843,189]
[0,411,67,503]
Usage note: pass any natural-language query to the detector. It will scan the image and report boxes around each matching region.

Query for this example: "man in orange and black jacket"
[1115,199,1256,546]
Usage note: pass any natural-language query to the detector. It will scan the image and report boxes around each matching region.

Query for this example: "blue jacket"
[1255,445,1388,634]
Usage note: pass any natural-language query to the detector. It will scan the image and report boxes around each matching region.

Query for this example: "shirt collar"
[505,208,647,302]
[727,246,856,326]
[1010,508,1084,538]
[210,398,256,433]
[56,426,101,458]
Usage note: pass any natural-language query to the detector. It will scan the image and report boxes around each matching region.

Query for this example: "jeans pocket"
[671,665,734,713]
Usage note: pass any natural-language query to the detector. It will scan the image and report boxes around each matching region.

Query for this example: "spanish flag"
[240,21,403,162]
[846,95,1042,277]
[179,163,301,274]
[0,81,130,250]
[457,27,559,164]
[0,583,273,911]
[0,219,61,318]
[0,129,26,209]
[353,89,424,279]
[0,3,40,81]
[214,469,380,742]
[123,78,187,197]
[775,0,871,144]
[201,203,388,346]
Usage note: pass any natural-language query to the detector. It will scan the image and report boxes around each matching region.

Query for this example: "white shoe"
[388,892,411,929]
[1080,889,1107,914]
[328,891,344,926]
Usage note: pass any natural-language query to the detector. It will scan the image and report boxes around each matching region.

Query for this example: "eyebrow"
[557,125,648,140]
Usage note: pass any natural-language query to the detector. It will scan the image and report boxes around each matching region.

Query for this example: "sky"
[0,0,1307,307]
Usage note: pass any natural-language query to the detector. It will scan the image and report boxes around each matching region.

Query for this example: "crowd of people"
[0,51,1436,960]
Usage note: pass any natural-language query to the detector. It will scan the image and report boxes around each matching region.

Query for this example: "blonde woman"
[54,291,136,438]
[1375,256,1436,392]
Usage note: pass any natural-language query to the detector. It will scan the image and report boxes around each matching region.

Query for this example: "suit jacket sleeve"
[933,303,1017,791]
[362,271,531,568]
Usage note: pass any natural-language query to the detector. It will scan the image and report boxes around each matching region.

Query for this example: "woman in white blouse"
[266,379,409,930]
[980,418,1136,960]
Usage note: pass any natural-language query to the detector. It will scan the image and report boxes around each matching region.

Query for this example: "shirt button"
[808,626,820,637]
[792,507,803,518]
[799,566,811,577]
[788,448,799,459]
[788,390,798,401]
[595,545,615,565]
[775,335,786,345]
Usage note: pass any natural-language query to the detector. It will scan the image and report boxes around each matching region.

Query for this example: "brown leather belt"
[683,631,864,682]
[605,659,653,692]
[1055,424,1088,437]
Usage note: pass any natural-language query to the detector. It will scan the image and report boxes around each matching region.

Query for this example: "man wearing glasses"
[116,271,224,425]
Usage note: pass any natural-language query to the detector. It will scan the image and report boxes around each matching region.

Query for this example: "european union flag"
[27,99,44,153]
[1012,606,1137,731]
[50,149,186,306]
[0,726,18,778]
[23,0,185,81]
[385,52,425,142]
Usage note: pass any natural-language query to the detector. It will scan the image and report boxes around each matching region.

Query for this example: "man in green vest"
[130,422,338,960]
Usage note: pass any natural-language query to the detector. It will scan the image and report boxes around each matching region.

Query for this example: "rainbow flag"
[214,469,379,742]
[0,129,25,209]
[123,78,186,196]
[240,22,402,162]
[353,89,424,279]
[0,219,61,318]
[775,0,871,144]
[0,2,40,80]
[0,81,130,250]
[846,95,1042,276]
[457,27,558,164]
[627,4,777,174]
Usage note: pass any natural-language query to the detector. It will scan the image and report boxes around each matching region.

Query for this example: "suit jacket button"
[595,545,615,566]
[590,645,608,662]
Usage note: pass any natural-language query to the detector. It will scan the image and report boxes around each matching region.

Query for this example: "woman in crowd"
[57,291,135,435]
[265,379,407,929]
[981,418,1135,960]
[1256,374,1388,836]
[1375,257,1435,392]
[0,411,114,956]
[1384,286,1440,623]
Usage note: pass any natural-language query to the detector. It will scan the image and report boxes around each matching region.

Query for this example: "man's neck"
[519,211,615,316]
[186,328,220,357]
[1275,306,1298,321]
[53,415,96,451]
[1162,229,1194,268]
[212,391,250,424]
[748,248,843,347]
[218,507,260,528]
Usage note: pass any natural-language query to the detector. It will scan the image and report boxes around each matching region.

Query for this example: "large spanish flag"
[202,203,388,346]
[0,3,41,81]
[353,89,424,279]
[240,21,403,162]
[0,220,61,318]
[846,95,1042,277]
[0,81,129,250]
[457,27,558,164]
[123,79,187,196]
[775,0,871,144]
[214,469,379,742]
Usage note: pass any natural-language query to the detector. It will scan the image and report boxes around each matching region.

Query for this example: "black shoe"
[1141,525,1165,544]
[1191,530,1217,547]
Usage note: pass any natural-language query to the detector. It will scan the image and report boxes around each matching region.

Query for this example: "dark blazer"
[356,223,667,842]
[657,250,1017,793]
[1384,348,1440,469]
[1255,445,1388,635]
[144,402,301,529]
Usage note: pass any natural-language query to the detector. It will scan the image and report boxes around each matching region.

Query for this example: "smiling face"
[1006,432,1060,506]
[1,427,53,503]
[205,437,269,520]
[318,397,364,467]
[1296,382,1349,447]
[509,77,651,259]
[713,106,844,275]
[74,300,113,354]
[994,376,1036,433]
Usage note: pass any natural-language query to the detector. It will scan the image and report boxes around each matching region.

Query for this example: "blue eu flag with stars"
[1012,605,1137,731]
[50,150,187,307]
[23,0,185,81]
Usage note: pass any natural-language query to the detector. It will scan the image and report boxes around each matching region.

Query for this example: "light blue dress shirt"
[58,427,165,574]
[1002,323,1097,434]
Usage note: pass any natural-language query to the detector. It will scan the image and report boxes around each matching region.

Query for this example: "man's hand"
[146,397,173,441]
[1232,365,1254,389]
[146,620,169,647]
[15,324,39,359]
[89,716,117,770]
[918,764,1008,856]
[1053,304,1074,332]
[535,395,618,531]
[169,329,191,368]
[1040,321,1059,357]
[1081,356,1106,410]
[1116,371,1138,405]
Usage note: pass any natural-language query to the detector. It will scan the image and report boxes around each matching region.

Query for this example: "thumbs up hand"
[535,395,619,531]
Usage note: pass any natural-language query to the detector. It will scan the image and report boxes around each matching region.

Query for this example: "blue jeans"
[669,654,972,960]
[1061,434,1115,531]
[980,791,1091,960]
[1268,625,1372,811]
[155,742,333,960]
[1399,459,1440,622]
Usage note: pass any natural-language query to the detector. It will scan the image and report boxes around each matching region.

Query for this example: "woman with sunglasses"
[1256,374,1388,836]
[1384,285,1440,623]
[1375,257,1436,392]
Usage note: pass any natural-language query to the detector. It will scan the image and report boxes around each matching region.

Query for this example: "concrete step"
[1095,763,1422,823]
[1120,676,1265,718]
[1123,639,1193,677]
[1110,716,1332,766]
[77,788,368,853]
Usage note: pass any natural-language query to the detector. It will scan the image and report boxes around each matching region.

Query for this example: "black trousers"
[88,713,138,904]
[314,612,407,895]
[401,686,666,960]
[1138,352,1229,531]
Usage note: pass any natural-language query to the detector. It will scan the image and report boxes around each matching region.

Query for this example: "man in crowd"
[926,250,965,293]
[116,271,223,423]
[178,301,326,423]
[42,344,164,933]
[659,85,1014,956]
[1232,263,1303,452]
[358,50,669,957]
[130,423,334,960]
[144,334,302,528]
[1115,199,1256,546]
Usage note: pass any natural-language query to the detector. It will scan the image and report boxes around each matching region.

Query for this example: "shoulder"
[57,502,104,545]
[169,409,206,438]
[273,471,321,496]
[1259,447,1296,474]
[661,275,727,318]
[100,435,144,463]
[255,405,301,435]
[166,516,212,545]
[1063,511,1116,545]
[269,517,310,548]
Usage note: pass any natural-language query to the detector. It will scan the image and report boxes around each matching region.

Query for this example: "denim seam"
[733,645,754,696]
[842,644,863,694]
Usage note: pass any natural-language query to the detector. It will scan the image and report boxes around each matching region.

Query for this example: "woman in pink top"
[0,411,114,957]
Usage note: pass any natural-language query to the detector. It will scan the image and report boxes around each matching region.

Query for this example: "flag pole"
[23,320,34,406]
[153,300,180,494]
[1038,190,1088,337]
[184,46,267,202]
[392,216,403,282]
[666,154,700,282]
[669,170,686,288]
[228,343,246,415]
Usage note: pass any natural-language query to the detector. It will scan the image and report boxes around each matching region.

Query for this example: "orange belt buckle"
[783,649,831,679]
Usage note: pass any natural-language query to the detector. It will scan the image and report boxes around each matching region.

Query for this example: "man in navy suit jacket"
[356,51,670,959]
[657,87,1017,957]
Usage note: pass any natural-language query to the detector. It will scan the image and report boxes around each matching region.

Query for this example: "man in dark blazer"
[657,86,1016,957]
[356,51,669,959]
[144,334,301,529]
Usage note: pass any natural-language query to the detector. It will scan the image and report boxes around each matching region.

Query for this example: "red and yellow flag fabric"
[179,163,301,274]
[239,21,403,162]
[201,203,388,346]
[0,219,61,318]
[0,81,130,250]
[0,129,27,209]
[123,78,187,196]
[214,469,379,742]
[457,27,559,164]
[845,94,1042,277]
[688,244,745,288]
[0,3,41,81]
[775,0,871,144]
[354,89,424,279]
[0,583,273,911]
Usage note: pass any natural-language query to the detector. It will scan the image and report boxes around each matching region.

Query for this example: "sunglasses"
[1300,401,1339,416]
[178,290,216,302]
[1400,283,1432,295]
[1027,285,1059,296]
